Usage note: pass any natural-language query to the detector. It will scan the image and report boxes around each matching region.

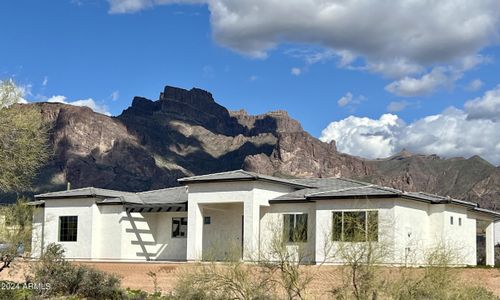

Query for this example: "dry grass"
[0,260,499,298]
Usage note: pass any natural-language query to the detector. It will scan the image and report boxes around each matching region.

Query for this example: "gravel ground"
[1,260,499,298]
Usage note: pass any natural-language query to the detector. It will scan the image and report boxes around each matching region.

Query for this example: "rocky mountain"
[19,85,500,210]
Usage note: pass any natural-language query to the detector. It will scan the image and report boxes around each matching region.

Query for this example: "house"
[30,170,499,266]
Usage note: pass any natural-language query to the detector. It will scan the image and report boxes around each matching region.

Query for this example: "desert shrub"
[389,245,499,300]
[0,280,35,300]
[171,262,276,300]
[30,243,123,299]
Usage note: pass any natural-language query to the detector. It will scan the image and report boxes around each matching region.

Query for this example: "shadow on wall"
[495,244,500,267]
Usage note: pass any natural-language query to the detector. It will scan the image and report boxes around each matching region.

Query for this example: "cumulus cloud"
[320,86,500,165]
[464,85,500,121]
[109,1,500,68]
[320,114,404,159]
[108,0,500,94]
[385,67,452,97]
[47,95,111,116]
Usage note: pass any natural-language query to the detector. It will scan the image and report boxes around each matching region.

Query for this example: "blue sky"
[2,1,500,164]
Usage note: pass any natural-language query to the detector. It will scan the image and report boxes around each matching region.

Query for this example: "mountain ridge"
[16,85,500,211]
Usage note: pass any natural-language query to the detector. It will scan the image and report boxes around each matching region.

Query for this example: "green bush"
[30,243,124,299]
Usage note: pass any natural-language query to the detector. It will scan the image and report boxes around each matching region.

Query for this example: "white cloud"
[466,79,484,91]
[386,101,410,112]
[290,67,302,76]
[385,67,453,97]
[108,0,204,14]
[109,1,500,64]
[320,86,500,165]
[337,92,353,107]
[337,92,365,110]
[249,75,258,81]
[108,0,500,91]
[47,95,111,116]
[464,85,500,121]
[0,79,30,106]
[42,76,48,86]
[320,114,404,159]
[111,90,120,101]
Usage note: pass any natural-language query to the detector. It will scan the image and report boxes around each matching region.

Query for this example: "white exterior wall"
[186,180,296,261]
[393,199,430,265]
[120,211,188,261]
[202,203,243,260]
[314,198,396,264]
[495,222,500,246]
[43,198,96,259]
[35,198,188,261]
[94,205,123,259]
[259,202,316,263]
[30,207,45,258]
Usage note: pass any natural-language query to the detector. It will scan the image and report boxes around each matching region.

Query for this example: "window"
[283,214,308,243]
[450,216,454,225]
[204,216,211,225]
[332,211,378,242]
[59,216,78,242]
[172,217,187,238]
[459,218,462,226]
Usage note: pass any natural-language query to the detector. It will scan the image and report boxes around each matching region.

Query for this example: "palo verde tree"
[0,79,49,192]
[0,79,49,272]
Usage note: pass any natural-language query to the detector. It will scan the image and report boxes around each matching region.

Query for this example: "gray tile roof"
[36,186,188,206]
[271,178,399,201]
[35,187,134,200]
[178,169,312,188]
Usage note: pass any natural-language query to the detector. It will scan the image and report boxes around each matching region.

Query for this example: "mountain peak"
[160,86,214,103]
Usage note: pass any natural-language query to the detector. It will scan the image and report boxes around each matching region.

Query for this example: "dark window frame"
[332,211,378,242]
[172,217,188,238]
[283,213,308,243]
[59,216,78,242]
[204,216,211,225]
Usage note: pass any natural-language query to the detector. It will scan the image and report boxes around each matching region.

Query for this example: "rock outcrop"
[16,85,500,210]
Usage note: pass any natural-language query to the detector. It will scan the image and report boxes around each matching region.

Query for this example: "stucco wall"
[120,211,188,261]
[94,205,123,259]
[202,203,244,260]
[314,198,396,264]
[31,206,45,258]
[495,222,500,246]
[43,198,96,259]
[260,202,316,263]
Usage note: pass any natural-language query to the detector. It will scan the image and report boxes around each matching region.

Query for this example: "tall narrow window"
[450,216,454,225]
[172,217,187,238]
[458,218,462,226]
[283,214,308,243]
[59,216,78,242]
[331,211,378,242]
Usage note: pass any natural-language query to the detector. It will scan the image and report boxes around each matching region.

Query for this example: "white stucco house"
[30,170,499,266]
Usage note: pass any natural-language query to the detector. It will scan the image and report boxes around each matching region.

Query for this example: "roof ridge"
[136,186,186,195]
[334,177,373,186]
[306,184,378,197]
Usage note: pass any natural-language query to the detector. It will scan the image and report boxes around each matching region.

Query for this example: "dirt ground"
[1,260,500,298]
